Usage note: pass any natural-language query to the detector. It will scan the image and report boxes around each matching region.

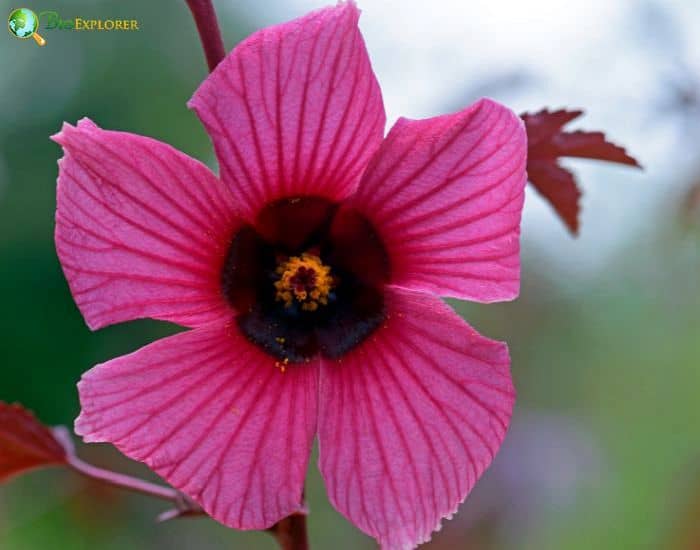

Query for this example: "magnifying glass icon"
[8,8,46,46]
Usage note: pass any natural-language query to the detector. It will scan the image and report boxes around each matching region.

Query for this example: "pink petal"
[318,287,515,548]
[53,118,238,330]
[75,323,318,529]
[189,2,385,221]
[350,98,527,302]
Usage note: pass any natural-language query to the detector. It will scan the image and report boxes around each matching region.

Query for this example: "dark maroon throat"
[221,196,390,363]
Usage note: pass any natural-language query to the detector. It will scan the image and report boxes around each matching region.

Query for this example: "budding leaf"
[0,402,68,482]
[522,108,641,234]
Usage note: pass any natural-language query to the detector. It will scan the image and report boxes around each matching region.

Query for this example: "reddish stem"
[68,454,184,502]
[70,450,309,547]
[185,0,226,72]
[269,514,310,550]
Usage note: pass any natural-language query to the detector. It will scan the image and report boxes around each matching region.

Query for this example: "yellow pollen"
[274,252,333,311]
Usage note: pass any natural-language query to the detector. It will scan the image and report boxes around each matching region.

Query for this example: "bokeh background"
[2,0,700,548]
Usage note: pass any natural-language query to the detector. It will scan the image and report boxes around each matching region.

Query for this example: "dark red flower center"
[221,196,390,363]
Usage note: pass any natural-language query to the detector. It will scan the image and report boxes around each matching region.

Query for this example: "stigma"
[274,253,334,312]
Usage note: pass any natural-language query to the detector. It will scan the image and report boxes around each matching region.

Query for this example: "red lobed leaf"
[526,160,582,234]
[522,108,641,234]
[0,402,68,482]
[522,109,583,147]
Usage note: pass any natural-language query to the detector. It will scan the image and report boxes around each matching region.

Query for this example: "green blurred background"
[1,0,699,548]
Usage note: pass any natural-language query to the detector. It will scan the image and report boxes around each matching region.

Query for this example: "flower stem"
[269,514,310,550]
[185,0,226,72]
[67,454,202,513]
[67,449,308,547]
[70,450,309,547]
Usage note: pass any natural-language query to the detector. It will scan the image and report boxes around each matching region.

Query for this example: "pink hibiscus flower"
[53,3,526,548]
